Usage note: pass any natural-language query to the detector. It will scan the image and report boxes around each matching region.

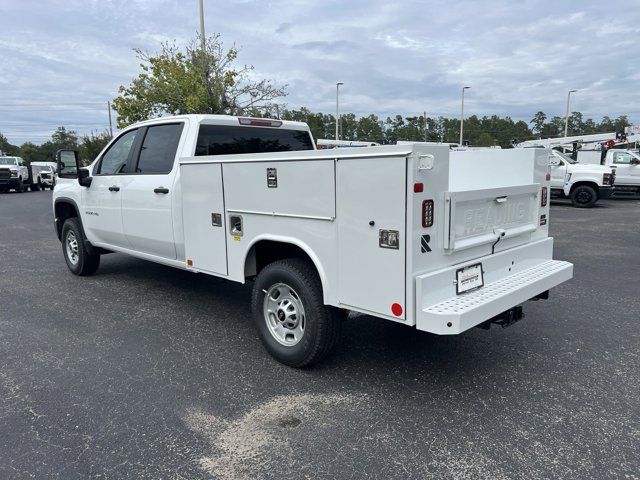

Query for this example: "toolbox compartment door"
[444,184,540,253]
[336,156,407,319]
[181,163,228,275]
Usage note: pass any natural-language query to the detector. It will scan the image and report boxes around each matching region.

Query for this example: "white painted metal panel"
[444,184,540,252]
[336,156,407,319]
[181,163,228,275]
[222,160,335,219]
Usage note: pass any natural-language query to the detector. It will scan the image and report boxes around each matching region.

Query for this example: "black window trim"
[128,122,185,176]
[93,128,140,176]
[194,124,315,157]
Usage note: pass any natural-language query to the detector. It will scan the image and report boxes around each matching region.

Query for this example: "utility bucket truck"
[53,115,573,367]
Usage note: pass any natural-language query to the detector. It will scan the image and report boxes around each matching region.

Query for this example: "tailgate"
[444,184,540,252]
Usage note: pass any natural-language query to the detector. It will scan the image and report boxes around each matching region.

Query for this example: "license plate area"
[456,263,484,294]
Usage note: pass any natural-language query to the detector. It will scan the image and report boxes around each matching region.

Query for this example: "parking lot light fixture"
[336,82,344,140]
[460,86,470,146]
[564,89,577,139]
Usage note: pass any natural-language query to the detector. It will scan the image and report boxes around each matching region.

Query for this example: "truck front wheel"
[251,259,341,367]
[16,178,24,193]
[61,218,100,276]
[571,185,597,208]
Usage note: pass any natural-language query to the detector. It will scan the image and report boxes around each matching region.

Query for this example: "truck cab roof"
[127,114,312,132]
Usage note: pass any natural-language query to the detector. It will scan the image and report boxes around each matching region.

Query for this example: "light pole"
[198,0,206,51]
[564,89,577,138]
[459,86,470,146]
[335,82,344,140]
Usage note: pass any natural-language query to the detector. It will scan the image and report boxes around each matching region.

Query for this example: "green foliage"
[79,131,112,162]
[0,133,18,155]
[112,34,287,127]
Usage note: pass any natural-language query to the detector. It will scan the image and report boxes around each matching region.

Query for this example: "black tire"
[16,178,24,193]
[61,218,100,276]
[30,182,40,191]
[571,185,597,208]
[251,258,341,367]
[50,184,55,191]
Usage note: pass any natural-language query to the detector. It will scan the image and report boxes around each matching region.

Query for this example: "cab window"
[612,152,632,164]
[96,130,138,175]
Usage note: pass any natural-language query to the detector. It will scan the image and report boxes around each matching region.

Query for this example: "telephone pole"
[107,101,113,138]
[198,0,206,51]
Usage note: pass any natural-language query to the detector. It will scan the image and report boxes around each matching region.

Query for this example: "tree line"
[0,128,112,164]
[0,34,632,162]
[0,109,631,164]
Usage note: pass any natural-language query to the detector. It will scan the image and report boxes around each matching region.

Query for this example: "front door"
[549,159,567,190]
[83,129,139,247]
[610,151,639,187]
[121,123,185,259]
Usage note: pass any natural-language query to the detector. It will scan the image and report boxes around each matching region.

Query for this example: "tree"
[0,133,18,156]
[477,132,495,146]
[530,111,547,136]
[79,131,112,163]
[113,34,287,127]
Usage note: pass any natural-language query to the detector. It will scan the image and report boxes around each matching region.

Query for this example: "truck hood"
[569,163,611,173]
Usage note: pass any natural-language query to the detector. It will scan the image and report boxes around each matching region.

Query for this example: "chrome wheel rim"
[66,231,79,265]
[263,283,305,346]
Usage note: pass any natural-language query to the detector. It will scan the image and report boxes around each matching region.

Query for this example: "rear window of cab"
[195,125,314,156]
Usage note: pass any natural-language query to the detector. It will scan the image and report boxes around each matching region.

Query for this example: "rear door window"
[135,123,184,174]
[195,125,314,156]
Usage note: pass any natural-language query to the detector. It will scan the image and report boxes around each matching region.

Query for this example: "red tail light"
[238,117,282,127]
[541,187,548,207]
[422,199,434,227]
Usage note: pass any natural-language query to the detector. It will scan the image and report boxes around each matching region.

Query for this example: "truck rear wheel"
[251,259,341,367]
[61,218,100,276]
[571,185,597,208]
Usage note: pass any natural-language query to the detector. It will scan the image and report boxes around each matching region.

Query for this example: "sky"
[1,0,639,145]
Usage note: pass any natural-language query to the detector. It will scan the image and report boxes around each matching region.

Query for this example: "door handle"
[154,187,169,194]
[108,186,120,192]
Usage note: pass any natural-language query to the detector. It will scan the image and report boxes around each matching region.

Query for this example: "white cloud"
[1,0,639,144]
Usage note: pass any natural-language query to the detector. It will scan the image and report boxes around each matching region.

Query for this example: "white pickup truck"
[548,150,615,207]
[53,115,573,366]
[600,149,640,196]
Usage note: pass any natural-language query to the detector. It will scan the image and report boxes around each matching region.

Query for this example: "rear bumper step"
[417,259,573,335]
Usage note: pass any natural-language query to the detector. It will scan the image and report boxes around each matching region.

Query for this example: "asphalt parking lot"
[1,190,639,479]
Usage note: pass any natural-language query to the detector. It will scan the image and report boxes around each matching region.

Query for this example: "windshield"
[0,157,17,165]
[555,151,577,164]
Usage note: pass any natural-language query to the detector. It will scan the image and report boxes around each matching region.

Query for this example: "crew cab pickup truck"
[53,114,573,367]
[0,156,31,192]
[549,150,615,207]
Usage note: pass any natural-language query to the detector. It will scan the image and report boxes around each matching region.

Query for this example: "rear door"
[336,156,407,319]
[121,123,185,259]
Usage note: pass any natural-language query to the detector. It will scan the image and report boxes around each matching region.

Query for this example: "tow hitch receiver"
[476,306,525,330]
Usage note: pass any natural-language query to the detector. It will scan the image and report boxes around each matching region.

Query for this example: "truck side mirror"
[78,168,92,187]
[630,158,640,166]
[56,149,80,178]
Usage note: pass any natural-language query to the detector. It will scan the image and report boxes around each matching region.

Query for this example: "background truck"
[548,150,615,207]
[53,114,573,367]
[31,162,57,190]
[597,149,640,196]
[0,156,41,192]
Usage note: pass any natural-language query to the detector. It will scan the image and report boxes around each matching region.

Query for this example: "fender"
[242,233,331,301]
[53,197,102,256]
